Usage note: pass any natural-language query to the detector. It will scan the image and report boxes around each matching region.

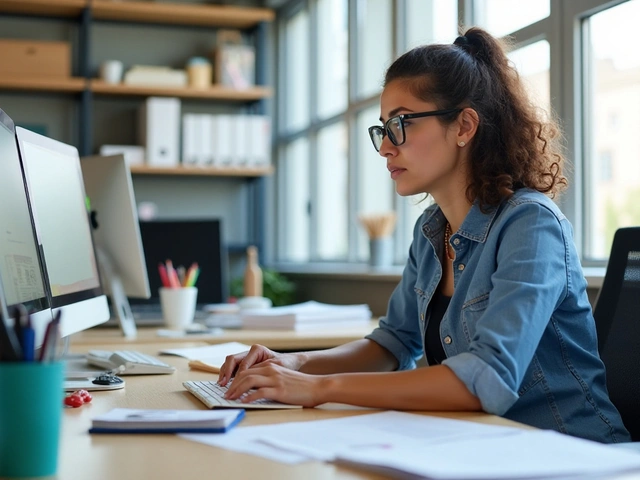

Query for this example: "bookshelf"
[130,164,274,177]
[0,0,274,256]
[90,80,272,101]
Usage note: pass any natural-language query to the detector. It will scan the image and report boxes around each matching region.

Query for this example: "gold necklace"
[444,223,454,261]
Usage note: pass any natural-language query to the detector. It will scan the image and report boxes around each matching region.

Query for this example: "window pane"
[317,0,348,119]
[356,106,395,261]
[284,10,310,132]
[475,0,549,37]
[317,122,348,259]
[406,0,458,49]
[508,40,550,119]
[281,139,310,262]
[585,0,640,259]
[357,0,392,99]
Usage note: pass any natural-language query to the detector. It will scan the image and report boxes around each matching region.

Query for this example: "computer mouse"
[92,374,124,386]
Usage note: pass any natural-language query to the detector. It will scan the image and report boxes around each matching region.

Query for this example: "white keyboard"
[183,380,302,409]
[87,350,176,375]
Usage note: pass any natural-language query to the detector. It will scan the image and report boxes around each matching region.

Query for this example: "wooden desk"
[59,342,527,480]
[70,320,380,350]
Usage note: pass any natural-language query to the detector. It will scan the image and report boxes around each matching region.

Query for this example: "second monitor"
[131,219,228,319]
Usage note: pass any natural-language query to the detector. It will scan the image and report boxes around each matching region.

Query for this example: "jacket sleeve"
[366,217,426,370]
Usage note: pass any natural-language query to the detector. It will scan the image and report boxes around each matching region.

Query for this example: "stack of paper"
[239,301,372,330]
[89,408,244,434]
[124,66,188,87]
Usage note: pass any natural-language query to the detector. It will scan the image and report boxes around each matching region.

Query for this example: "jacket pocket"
[460,293,490,342]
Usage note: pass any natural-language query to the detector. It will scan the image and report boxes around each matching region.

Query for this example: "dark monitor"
[15,126,110,338]
[0,108,52,347]
[132,220,228,308]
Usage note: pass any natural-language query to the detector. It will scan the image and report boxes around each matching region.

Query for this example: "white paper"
[179,410,640,479]
[181,425,312,464]
[160,342,251,367]
[336,429,640,479]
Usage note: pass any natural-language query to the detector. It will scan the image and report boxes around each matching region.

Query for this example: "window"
[475,0,549,38]
[274,0,635,270]
[275,0,458,265]
[583,0,640,260]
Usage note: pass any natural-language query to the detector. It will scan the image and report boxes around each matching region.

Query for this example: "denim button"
[444,336,452,344]
[458,264,465,271]
[453,238,460,246]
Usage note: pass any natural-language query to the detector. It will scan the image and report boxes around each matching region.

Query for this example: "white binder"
[138,97,181,166]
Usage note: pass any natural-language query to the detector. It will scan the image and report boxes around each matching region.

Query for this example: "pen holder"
[0,362,64,478]
[159,286,198,330]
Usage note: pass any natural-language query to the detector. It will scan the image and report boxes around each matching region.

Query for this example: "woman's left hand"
[223,363,327,407]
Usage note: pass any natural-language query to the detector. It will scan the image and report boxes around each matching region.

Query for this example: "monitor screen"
[0,108,52,347]
[15,127,109,338]
[133,220,228,307]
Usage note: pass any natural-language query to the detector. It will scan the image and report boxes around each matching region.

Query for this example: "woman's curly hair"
[384,26,567,208]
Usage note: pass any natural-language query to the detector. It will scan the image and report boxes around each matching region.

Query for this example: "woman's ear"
[456,108,479,147]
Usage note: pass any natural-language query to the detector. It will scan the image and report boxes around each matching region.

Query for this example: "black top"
[425,292,451,365]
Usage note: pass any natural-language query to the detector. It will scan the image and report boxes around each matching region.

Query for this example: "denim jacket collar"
[420,199,501,245]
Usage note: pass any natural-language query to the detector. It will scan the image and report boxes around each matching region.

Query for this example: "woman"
[219,27,629,443]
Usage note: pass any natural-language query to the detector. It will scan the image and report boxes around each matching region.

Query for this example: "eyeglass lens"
[370,117,404,152]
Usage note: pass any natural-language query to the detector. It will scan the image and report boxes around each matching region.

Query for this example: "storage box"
[0,39,70,78]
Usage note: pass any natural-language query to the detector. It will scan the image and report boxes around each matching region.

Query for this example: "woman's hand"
[224,363,327,407]
[217,344,305,386]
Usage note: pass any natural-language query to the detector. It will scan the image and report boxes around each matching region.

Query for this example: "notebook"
[89,408,245,434]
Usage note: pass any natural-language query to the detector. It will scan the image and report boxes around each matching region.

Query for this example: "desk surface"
[59,342,527,480]
[70,320,380,350]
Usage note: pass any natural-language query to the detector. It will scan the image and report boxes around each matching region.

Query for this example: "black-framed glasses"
[368,108,462,152]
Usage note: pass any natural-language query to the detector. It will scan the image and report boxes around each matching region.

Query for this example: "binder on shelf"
[198,114,214,166]
[213,114,234,166]
[181,114,198,165]
[138,97,181,167]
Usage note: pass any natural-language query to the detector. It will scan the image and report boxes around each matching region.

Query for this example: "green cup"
[0,362,64,478]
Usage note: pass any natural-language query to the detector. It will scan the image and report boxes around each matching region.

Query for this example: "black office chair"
[593,227,640,441]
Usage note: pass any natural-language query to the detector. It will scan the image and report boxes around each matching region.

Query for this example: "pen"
[39,310,61,363]
[15,305,35,362]
[158,263,171,288]
[165,259,181,288]
[0,311,22,361]
[185,262,199,287]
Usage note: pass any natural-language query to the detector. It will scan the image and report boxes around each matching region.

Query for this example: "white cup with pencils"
[158,260,200,330]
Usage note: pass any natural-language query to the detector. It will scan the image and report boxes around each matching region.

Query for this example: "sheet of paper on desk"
[181,411,519,465]
[160,342,251,373]
[336,429,640,479]
[179,411,640,478]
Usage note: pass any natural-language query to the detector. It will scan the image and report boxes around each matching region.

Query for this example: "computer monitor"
[0,108,52,347]
[15,126,110,339]
[81,154,151,337]
[133,219,228,310]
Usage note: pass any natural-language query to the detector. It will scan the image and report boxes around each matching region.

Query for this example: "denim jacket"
[366,189,630,443]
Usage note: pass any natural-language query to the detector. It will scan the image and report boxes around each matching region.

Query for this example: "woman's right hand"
[217,344,305,386]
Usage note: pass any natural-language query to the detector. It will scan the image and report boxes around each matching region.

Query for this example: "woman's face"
[377,80,467,198]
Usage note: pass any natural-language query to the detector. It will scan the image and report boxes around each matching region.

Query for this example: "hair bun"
[454,35,469,46]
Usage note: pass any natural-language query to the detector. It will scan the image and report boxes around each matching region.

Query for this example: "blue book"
[89,408,244,434]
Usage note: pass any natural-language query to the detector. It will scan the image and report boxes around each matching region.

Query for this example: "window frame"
[271,0,633,270]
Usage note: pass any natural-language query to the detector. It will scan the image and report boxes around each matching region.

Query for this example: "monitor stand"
[96,248,137,339]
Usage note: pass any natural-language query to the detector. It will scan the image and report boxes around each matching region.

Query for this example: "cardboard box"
[0,39,71,78]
